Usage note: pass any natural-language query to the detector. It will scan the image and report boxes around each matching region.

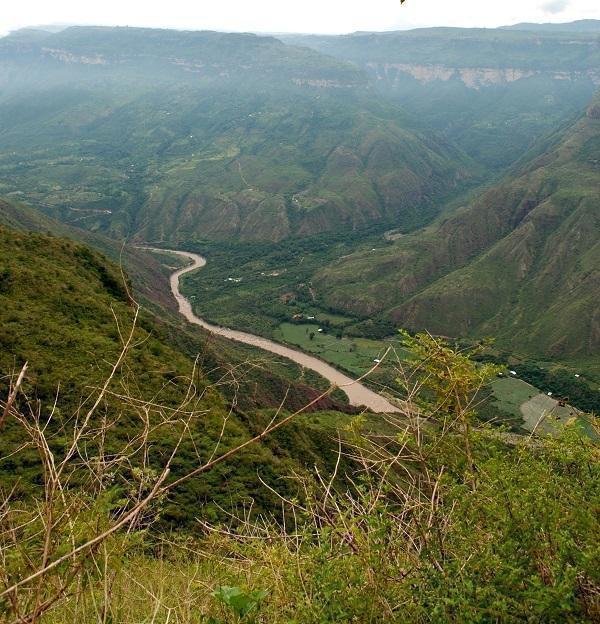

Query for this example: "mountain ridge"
[500,19,600,33]
[314,93,600,366]
[281,27,599,168]
[0,26,476,242]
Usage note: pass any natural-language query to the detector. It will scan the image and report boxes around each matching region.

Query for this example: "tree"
[400,331,500,481]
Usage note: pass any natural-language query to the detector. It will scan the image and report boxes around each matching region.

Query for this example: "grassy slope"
[0,196,177,314]
[315,95,600,369]
[0,196,355,407]
[134,94,474,243]
[0,222,359,525]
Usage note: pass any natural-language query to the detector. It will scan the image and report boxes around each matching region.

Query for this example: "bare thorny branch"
[0,295,370,621]
[0,288,493,624]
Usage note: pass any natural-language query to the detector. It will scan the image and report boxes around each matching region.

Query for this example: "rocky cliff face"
[282,29,600,168]
[367,62,600,90]
[42,47,108,65]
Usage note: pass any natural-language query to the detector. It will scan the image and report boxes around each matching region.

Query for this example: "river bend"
[148,248,400,413]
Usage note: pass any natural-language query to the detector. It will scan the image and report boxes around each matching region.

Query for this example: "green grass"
[273,322,404,378]
[489,377,588,435]
[490,377,539,416]
[520,394,577,435]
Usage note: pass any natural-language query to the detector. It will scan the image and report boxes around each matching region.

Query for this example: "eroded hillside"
[315,94,600,365]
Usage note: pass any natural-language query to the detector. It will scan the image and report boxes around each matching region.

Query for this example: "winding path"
[146,248,401,413]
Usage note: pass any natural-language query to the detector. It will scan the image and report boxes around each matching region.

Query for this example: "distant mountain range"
[2,24,599,244]
[500,19,600,33]
[282,26,599,168]
[0,23,598,368]
[0,26,476,241]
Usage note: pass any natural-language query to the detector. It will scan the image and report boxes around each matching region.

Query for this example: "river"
[147,248,401,413]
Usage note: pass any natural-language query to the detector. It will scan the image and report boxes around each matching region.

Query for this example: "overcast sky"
[2,0,599,36]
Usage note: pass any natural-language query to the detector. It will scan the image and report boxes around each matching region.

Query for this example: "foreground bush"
[1,333,598,622]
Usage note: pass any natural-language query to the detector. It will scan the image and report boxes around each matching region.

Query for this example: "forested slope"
[0,221,354,525]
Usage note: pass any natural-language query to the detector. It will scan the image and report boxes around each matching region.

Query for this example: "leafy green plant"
[211,586,269,623]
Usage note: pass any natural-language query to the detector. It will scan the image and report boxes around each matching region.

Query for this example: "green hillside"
[0,26,475,242]
[0,196,179,314]
[1,23,599,624]
[315,95,600,369]
[0,198,354,411]
[0,220,356,525]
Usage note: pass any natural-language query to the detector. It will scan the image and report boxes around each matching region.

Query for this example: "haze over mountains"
[282,25,599,167]
[0,18,599,620]
[0,26,473,241]
[0,20,598,368]
[500,19,600,32]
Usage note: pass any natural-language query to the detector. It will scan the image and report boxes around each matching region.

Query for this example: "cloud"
[539,0,570,14]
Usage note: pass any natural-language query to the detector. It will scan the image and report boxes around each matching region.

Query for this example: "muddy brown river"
[149,248,400,413]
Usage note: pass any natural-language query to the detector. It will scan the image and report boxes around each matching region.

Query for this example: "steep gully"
[144,248,401,413]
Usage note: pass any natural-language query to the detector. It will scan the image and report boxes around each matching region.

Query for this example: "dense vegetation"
[0,196,181,314]
[0,223,357,527]
[179,230,386,337]
[315,95,600,370]
[1,20,599,624]
[512,363,600,414]
[1,330,598,622]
